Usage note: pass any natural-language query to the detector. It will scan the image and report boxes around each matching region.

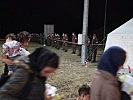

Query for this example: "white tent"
[105,18,133,69]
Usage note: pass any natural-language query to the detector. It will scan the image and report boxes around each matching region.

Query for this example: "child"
[2,32,31,75]
[77,84,90,100]
[2,33,21,75]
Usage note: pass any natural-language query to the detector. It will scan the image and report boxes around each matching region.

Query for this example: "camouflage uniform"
[64,33,68,52]
[62,33,65,50]
[91,34,98,62]
[36,34,40,43]
[87,36,91,61]
[71,32,77,54]
[47,34,51,46]
[56,34,61,49]
[39,33,45,44]
[51,33,55,47]
[54,33,58,48]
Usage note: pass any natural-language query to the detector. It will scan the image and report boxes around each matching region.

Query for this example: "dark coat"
[0,57,46,100]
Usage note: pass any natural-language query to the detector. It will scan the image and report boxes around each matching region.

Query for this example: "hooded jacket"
[0,56,46,100]
[0,47,59,100]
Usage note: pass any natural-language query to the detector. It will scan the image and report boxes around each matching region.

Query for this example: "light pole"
[81,0,89,65]
[103,0,108,48]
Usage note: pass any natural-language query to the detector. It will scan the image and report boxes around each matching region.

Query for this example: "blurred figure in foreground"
[91,46,126,100]
[77,84,90,100]
[0,47,59,100]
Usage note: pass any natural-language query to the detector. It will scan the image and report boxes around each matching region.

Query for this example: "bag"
[121,91,131,100]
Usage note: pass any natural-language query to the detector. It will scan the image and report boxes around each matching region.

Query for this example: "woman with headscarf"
[0,47,59,100]
[90,46,126,100]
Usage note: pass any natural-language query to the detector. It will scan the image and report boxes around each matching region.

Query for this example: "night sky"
[0,0,133,39]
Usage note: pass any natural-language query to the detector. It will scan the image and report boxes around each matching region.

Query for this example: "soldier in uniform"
[35,33,39,43]
[64,33,68,52]
[87,35,91,61]
[71,32,77,54]
[54,33,57,48]
[46,34,51,46]
[56,33,61,49]
[91,34,98,62]
[39,33,44,44]
[51,33,55,47]
[62,33,65,50]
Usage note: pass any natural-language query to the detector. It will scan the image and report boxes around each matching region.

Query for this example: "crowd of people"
[31,33,45,45]
[0,31,132,100]
[46,32,99,62]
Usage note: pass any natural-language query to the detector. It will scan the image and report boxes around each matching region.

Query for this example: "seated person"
[77,84,90,100]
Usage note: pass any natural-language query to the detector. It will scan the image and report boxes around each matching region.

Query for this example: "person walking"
[1,31,31,76]
[0,47,59,100]
[91,46,126,100]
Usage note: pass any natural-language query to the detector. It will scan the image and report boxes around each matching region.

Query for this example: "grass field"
[0,42,101,100]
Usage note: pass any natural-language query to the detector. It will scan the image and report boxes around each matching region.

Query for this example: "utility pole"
[103,0,108,48]
[81,0,89,65]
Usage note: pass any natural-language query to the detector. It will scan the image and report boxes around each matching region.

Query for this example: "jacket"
[90,70,120,100]
[0,57,46,100]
